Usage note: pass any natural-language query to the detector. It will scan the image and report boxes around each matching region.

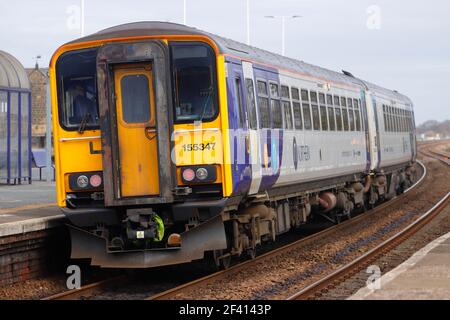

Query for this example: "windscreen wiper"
[197,87,213,123]
[78,113,91,134]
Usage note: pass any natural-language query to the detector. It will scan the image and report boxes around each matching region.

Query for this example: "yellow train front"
[50,22,234,268]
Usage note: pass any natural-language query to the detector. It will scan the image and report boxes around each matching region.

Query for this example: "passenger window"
[354,99,361,131]
[291,87,300,101]
[271,99,283,128]
[319,93,327,131]
[257,80,268,95]
[234,78,245,128]
[347,98,354,131]
[359,99,365,131]
[281,86,290,99]
[334,96,342,131]
[312,105,320,130]
[334,95,340,107]
[301,89,309,101]
[328,106,336,131]
[320,106,328,131]
[245,79,258,130]
[283,101,293,130]
[121,74,151,124]
[258,97,270,128]
[270,83,279,98]
[257,80,270,128]
[319,93,326,105]
[341,98,349,131]
[281,85,293,130]
[301,90,312,130]
[291,87,302,130]
[327,94,333,106]
[293,101,303,130]
[310,91,320,130]
[335,107,343,131]
[310,91,318,103]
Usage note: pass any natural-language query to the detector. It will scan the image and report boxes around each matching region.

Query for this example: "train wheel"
[247,248,257,260]
[213,250,232,270]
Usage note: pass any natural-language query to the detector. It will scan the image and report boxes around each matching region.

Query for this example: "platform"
[0,180,64,237]
[349,232,450,300]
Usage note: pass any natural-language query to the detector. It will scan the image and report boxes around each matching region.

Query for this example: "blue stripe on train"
[225,56,283,197]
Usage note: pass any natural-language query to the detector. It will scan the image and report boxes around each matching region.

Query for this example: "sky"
[0,0,449,125]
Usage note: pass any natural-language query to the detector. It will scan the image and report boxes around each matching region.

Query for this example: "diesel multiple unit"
[49,22,416,268]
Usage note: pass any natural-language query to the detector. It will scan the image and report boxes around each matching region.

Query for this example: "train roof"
[67,21,412,105]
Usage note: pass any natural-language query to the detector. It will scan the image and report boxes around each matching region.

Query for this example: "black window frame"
[55,47,100,132]
[170,41,219,124]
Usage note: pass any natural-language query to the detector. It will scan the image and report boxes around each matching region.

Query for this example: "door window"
[120,74,151,124]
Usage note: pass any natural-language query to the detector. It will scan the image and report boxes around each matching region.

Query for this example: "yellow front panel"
[114,66,159,197]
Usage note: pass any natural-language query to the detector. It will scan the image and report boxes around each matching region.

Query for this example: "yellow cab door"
[114,65,160,197]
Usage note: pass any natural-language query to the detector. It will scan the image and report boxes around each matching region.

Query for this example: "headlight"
[196,168,208,180]
[76,175,89,188]
[69,172,103,191]
[180,165,217,184]
[182,168,196,182]
[89,174,102,188]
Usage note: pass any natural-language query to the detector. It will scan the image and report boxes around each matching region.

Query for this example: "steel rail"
[42,275,127,300]
[286,145,450,300]
[287,191,450,300]
[148,161,427,300]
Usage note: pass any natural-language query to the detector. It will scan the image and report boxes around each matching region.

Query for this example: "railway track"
[148,160,428,300]
[287,192,450,300]
[44,141,449,300]
[287,142,450,300]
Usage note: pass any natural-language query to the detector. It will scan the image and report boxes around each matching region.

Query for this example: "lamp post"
[246,0,250,45]
[80,0,85,37]
[183,0,187,25]
[264,15,301,56]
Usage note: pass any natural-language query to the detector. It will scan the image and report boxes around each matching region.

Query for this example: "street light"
[264,15,302,56]
[246,0,250,45]
[183,0,187,25]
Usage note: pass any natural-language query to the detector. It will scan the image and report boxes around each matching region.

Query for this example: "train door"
[228,62,252,194]
[364,91,380,170]
[113,65,160,197]
[242,61,262,195]
[97,41,175,206]
[361,90,371,172]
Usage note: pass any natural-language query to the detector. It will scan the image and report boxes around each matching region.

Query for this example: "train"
[49,22,417,268]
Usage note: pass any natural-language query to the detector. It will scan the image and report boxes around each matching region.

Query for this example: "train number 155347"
[182,143,216,152]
